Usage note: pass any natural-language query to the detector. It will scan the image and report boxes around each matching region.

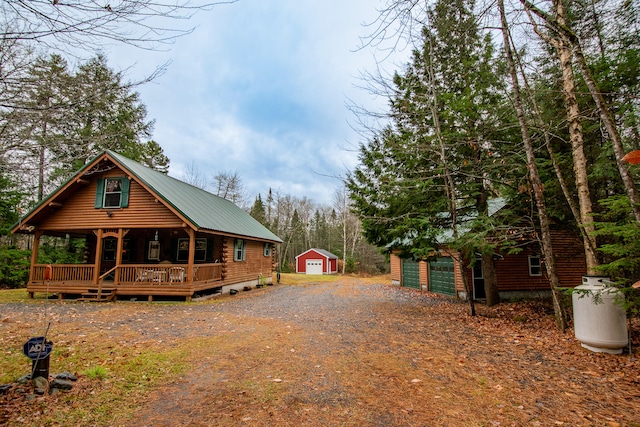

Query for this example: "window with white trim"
[95,177,130,209]
[234,239,246,261]
[528,255,542,276]
[104,178,123,208]
[263,243,272,257]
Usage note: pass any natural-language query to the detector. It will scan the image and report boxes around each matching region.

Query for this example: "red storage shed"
[295,248,339,274]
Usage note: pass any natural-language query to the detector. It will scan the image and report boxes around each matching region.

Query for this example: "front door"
[473,259,485,300]
[100,237,118,280]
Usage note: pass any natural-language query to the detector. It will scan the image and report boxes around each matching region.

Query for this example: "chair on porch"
[135,268,148,282]
[169,267,185,284]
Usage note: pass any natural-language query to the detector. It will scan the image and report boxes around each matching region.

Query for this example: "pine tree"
[10,54,72,201]
[349,0,517,307]
[61,54,154,172]
[250,194,268,227]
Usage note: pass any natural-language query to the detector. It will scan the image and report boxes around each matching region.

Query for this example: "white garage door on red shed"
[296,248,339,274]
[305,260,323,275]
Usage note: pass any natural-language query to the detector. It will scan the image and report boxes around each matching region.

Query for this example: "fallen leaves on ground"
[1,276,640,426]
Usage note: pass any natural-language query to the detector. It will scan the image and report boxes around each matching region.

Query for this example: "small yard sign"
[23,337,53,360]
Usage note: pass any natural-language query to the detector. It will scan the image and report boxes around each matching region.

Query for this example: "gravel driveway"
[2,277,639,426]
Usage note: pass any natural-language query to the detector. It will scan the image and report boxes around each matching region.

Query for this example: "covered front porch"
[28,262,223,301]
[26,226,229,301]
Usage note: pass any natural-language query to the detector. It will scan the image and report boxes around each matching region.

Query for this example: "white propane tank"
[572,276,628,354]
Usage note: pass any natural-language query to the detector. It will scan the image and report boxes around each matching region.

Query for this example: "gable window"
[263,243,272,257]
[528,255,542,276]
[234,239,246,262]
[104,178,122,207]
[95,177,130,209]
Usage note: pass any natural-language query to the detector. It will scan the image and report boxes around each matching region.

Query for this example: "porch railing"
[115,263,222,285]
[192,263,223,282]
[32,264,95,282]
[31,262,223,286]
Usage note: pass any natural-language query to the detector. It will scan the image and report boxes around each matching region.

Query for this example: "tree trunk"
[424,29,474,316]
[553,0,599,274]
[500,0,566,330]
[482,254,500,307]
[522,0,640,226]
[571,45,640,226]
[458,254,475,316]
[342,218,347,274]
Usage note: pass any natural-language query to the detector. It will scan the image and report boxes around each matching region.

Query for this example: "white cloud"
[106,0,404,206]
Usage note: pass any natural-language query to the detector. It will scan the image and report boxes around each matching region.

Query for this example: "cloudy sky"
[105,0,407,207]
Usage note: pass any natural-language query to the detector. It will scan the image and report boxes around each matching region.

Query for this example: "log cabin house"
[11,150,282,301]
[390,199,587,300]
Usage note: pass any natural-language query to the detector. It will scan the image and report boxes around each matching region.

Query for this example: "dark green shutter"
[94,179,105,208]
[120,178,130,207]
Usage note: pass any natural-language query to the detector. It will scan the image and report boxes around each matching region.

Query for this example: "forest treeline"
[346,0,640,327]
[0,1,384,287]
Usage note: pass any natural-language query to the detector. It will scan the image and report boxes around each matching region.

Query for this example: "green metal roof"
[386,198,507,248]
[107,150,282,242]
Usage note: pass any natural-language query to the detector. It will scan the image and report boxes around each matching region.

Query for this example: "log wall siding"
[550,229,587,287]
[38,169,184,231]
[220,239,274,285]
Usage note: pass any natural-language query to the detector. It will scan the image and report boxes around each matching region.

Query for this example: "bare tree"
[212,170,246,206]
[181,160,207,189]
[333,187,350,274]
[1,0,237,52]
[521,0,640,227]
[520,0,599,274]
[499,0,567,330]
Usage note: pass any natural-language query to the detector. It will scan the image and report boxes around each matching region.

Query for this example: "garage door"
[429,257,456,296]
[402,259,420,289]
[306,259,323,275]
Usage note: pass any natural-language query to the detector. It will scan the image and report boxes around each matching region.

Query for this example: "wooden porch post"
[187,228,196,282]
[28,230,42,298]
[114,228,126,284]
[93,229,103,286]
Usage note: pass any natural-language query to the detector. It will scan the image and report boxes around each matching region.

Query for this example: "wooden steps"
[77,288,117,302]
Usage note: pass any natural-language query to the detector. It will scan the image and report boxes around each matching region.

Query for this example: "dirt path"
[119,279,640,427]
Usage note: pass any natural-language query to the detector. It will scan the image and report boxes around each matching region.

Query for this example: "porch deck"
[28,263,223,301]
